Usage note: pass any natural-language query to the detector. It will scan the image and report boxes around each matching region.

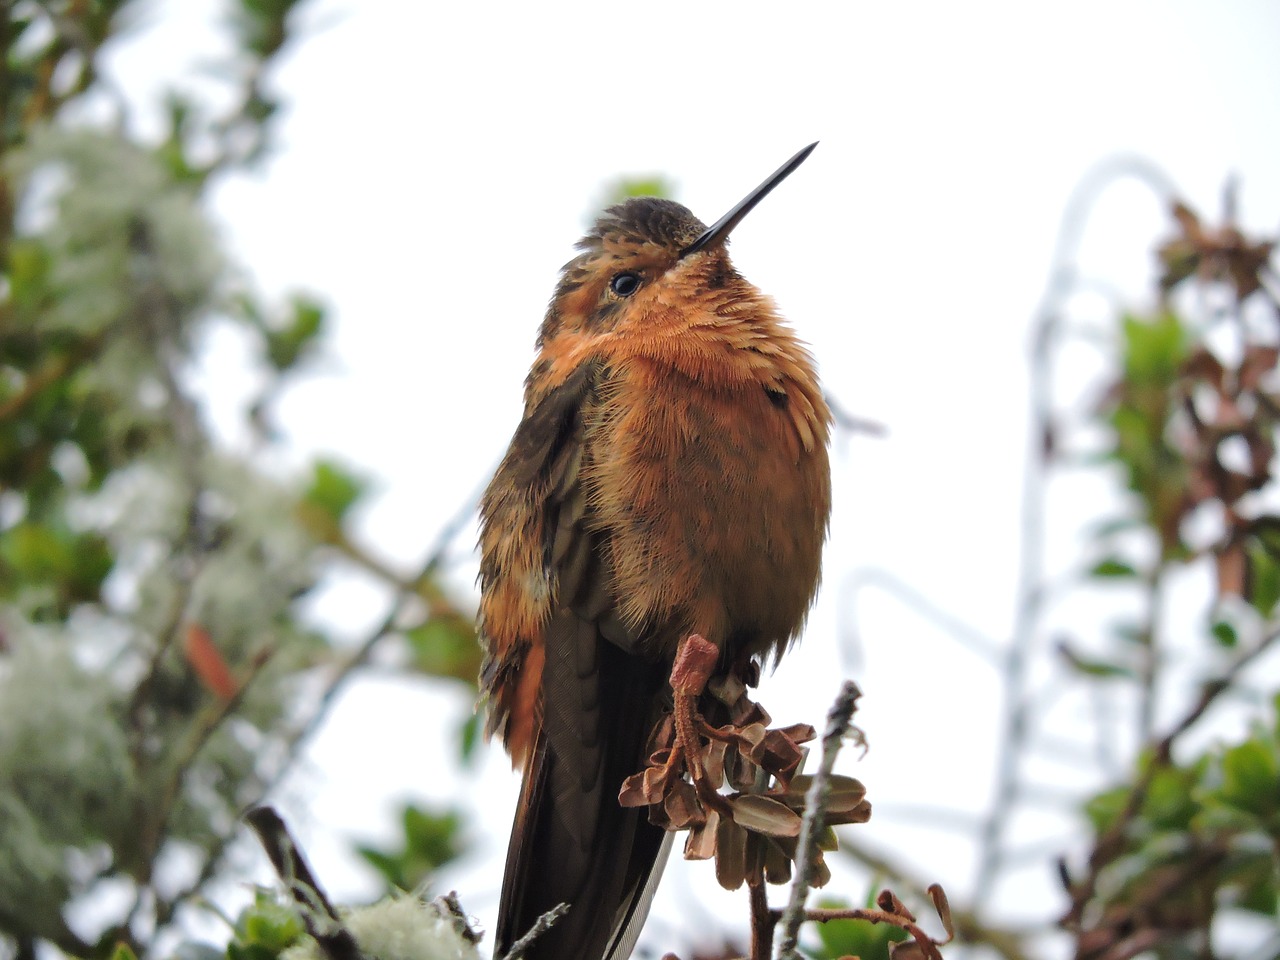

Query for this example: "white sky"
[97,2,1280,957]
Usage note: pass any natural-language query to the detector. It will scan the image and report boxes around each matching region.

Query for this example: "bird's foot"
[619,634,870,889]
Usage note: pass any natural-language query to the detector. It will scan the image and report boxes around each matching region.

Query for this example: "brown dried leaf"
[730,794,802,837]
[811,850,831,888]
[646,715,675,755]
[784,774,868,812]
[1158,240,1199,291]
[776,723,817,745]
[748,729,804,779]
[1225,237,1274,299]
[664,780,705,829]
[1245,428,1276,483]
[684,809,719,861]
[889,941,928,960]
[703,739,728,788]
[828,799,873,826]
[1216,395,1246,430]
[1240,345,1279,392]
[729,697,769,727]
[728,753,760,791]
[619,765,667,807]
[1181,347,1226,390]
[927,884,954,939]
[1171,200,1203,239]
[714,815,748,890]
[877,889,914,921]
[184,623,238,700]
[1217,542,1247,600]
[738,723,767,749]
[619,772,651,808]
[707,671,746,707]
[722,742,741,787]
[763,837,792,885]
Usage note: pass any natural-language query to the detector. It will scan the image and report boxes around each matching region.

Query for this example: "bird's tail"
[494,626,670,960]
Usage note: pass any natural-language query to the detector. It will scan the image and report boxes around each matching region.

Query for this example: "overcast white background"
[96,2,1280,956]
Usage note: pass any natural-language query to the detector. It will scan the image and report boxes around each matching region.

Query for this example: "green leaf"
[266,297,326,370]
[1246,541,1280,617]
[1218,740,1279,819]
[1210,619,1239,648]
[68,532,114,602]
[1121,311,1189,385]
[1065,655,1134,680]
[1084,786,1130,833]
[0,521,75,582]
[816,824,839,852]
[8,238,52,312]
[1090,515,1144,538]
[302,459,365,523]
[456,709,482,767]
[229,892,303,960]
[1236,874,1278,916]
[1144,766,1198,829]
[1251,516,1280,559]
[356,804,468,892]
[404,616,480,685]
[1090,557,1140,578]
[597,175,676,208]
[1111,620,1148,646]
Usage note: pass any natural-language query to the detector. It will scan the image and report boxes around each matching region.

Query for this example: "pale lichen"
[281,896,483,960]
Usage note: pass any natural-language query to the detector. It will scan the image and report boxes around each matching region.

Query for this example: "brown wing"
[478,358,603,763]
[479,358,672,960]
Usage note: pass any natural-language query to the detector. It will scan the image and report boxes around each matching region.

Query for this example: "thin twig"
[135,648,274,878]
[840,568,1003,668]
[973,155,1177,908]
[245,806,362,960]
[498,904,569,960]
[748,879,773,960]
[837,839,1031,960]
[0,334,101,420]
[1134,564,1168,743]
[253,512,480,805]
[1154,622,1280,761]
[825,392,887,437]
[776,680,861,960]
[1065,621,1280,925]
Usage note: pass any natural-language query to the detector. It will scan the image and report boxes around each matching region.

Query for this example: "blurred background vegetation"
[1,3,1277,960]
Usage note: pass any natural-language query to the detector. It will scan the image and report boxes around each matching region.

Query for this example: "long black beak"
[680,141,818,258]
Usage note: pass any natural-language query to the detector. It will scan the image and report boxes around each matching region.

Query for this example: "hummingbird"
[479,143,831,960]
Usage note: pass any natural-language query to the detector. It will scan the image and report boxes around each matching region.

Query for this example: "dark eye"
[610,272,641,297]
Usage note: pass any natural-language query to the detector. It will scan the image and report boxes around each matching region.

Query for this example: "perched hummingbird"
[479,144,831,960]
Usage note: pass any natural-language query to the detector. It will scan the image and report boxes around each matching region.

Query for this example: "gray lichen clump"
[0,126,327,946]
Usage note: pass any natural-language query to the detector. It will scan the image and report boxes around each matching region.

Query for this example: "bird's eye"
[610,272,641,297]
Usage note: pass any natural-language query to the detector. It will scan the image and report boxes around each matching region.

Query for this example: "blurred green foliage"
[1081,699,1280,938]
[1057,201,1280,958]
[357,805,470,894]
[0,3,475,959]
[226,893,306,960]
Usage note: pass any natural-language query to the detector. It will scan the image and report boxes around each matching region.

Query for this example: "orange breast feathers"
[478,290,829,764]
[588,337,831,657]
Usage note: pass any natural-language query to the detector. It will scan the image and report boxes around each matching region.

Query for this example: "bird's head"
[536,143,818,350]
